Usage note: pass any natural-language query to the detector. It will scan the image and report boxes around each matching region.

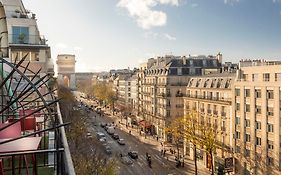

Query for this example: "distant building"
[232,60,281,175]
[56,54,76,89]
[137,54,222,140]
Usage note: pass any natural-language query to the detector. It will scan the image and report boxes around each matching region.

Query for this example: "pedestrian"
[156,136,159,141]
[160,149,163,156]
[129,130,131,135]
[163,150,166,156]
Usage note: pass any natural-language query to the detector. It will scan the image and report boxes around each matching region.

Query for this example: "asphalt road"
[76,98,195,175]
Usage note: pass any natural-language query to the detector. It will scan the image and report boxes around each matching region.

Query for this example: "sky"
[22,0,281,72]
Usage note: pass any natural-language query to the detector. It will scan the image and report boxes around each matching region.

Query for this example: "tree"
[198,121,219,175]
[165,117,184,160]
[93,82,117,112]
[58,87,118,175]
[182,111,201,175]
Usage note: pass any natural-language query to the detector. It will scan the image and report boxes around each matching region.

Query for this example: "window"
[128,82,131,86]
[256,121,261,130]
[245,89,250,97]
[256,105,261,114]
[255,89,261,98]
[252,74,258,82]
[245,104,250,112]
[245,134,251,142]
[268,141,274,150]
[275,73,281,81]
[12,26,29,44]
[245,149,250,157]
[235,88,240,96]
[235,146,240,153]
[263,73,270,82]
[167,110,170,117]
[245,119,250,127]
[235,117,240,125]
[236,103,240,111]
[128,93,131,97]
[267,156,274,166]
[267,107,274,116]
[267,124,274,132]
[256,137,261,145]
[243,74,249,81]
[177,68,182,75]
[235,131,240,139]
[221,106,226,116]
[128,87,131,91]
[267,90,274,99]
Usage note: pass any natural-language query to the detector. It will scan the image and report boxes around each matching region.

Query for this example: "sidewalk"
[101,107,210,175]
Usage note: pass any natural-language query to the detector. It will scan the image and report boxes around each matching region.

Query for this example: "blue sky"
[23,0,281,72]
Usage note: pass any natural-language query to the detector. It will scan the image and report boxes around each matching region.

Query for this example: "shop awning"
[139,120,152,128]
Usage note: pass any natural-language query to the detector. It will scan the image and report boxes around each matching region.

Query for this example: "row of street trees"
[165,111,228,175]
[58,86,117,175]
[77,81,118,112]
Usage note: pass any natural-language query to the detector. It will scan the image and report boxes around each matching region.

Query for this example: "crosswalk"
[136,155,168,167]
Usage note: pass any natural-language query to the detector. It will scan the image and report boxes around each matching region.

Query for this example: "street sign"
[225,157,233,172]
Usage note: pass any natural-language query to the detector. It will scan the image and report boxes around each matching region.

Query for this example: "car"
[121,156,133,165]
[86,132,92,138]
[128,151,138,159]
[105,146,112,155]
[112,133,119,140]
[99,137,106,142]
[100,122,106,128]
[96,132,106,139]
[106,127,115,135]
[117,138,125,145]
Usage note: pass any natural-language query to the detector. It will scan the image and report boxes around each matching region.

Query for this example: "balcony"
[185,94,231,104]
[200,108,205,113]
[176,104,184,108]
[9,34,48,46]
[176,92,185,97]
[156,92,171,98]
[207,109,212,114]
[213,111,218,115]
[221,112,226,117]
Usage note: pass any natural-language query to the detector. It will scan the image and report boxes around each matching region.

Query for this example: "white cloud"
[273,0,281,3]
[224,0,239,5]
[163,33,176,40]
[117,0,180,29]
[55,43,68,49]
[143,32,176,40]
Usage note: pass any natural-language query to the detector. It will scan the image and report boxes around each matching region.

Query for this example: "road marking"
[137,162,143,167]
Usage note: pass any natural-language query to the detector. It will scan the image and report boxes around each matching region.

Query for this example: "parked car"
[112,133,119,140]
[107,127,115,135]
[128,151,138,159]
[100,122,106,128]
[121,156,133,165]
[117,138,125,145]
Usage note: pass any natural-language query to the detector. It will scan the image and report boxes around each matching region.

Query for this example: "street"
[77,94,210,175]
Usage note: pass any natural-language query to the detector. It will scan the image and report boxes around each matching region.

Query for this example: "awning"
[139,120,152,128]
